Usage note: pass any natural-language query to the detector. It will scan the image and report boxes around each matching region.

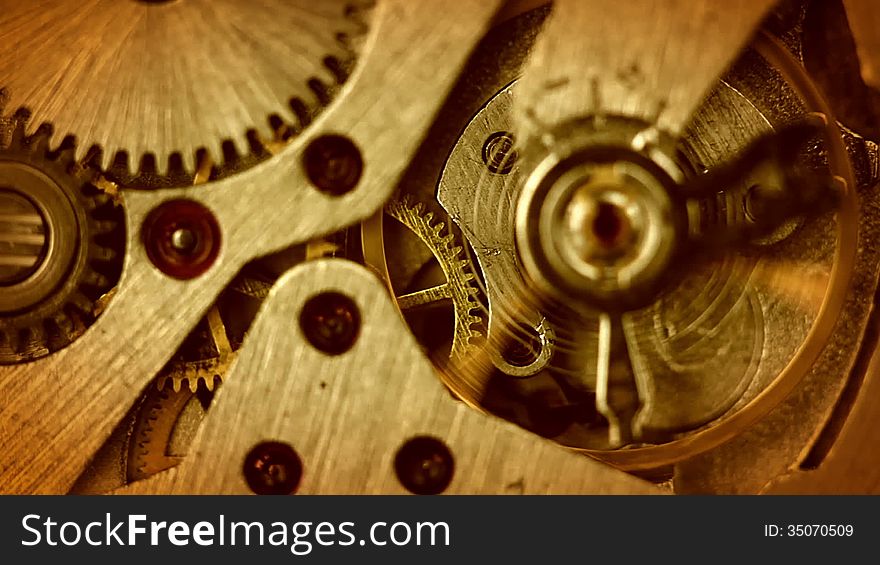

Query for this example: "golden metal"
[0,0,504,494]
[117,260,661,494]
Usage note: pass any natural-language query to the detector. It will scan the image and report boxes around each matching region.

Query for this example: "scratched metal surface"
[0,0,503,494]
[0,0,370,169]
[119,260,660,494]
[515,0,775,140]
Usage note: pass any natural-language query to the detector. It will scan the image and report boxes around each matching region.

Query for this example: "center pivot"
[516,146,683,312]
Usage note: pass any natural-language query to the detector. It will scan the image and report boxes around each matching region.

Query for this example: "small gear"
[0,0,373,173]
[128,304,230,480]
[155,302,236,393]
[156,357,230,394]
[0,113,123,363]
[383,197,484,361]
[130,295,244,479]
[127,380,212,482]
[125,273,272,482]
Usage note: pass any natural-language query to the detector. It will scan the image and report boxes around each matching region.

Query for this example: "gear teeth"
[166,153,188,179]
[79,139,112,170]
[172,148,196,176]
[0,119,124,363]
[323,55,350,84]
[23,325,45,350]
[9,112,29,146]
[136,154,159,178]
[188,151,205,177]
[55,144,79,168]
[108,151,130,178]
[386,196,486,360]
[1,0,372,179]
[84,193,112,212]
[105,148,194,183]
[52,312,76,337]
[80,270,110,289]
[78,144,102,169]
[90,219,118,235]
[88,243,118,263]
[27,125,54,155]
[158,372,219,394]
[307,78,332,107]
[67,291,95,315]
[288,98,312,131]
[345,1,375,33]
[220,140,243,170]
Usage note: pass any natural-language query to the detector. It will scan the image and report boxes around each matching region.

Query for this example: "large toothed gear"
[384,197,484,361]
[0,0,373,173]
[0,114,124,364]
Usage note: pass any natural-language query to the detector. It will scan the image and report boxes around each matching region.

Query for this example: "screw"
[169,227,197,255]
[394,436,454,495]
[299,292,361,355]
[303,135,363,196]
[142,199,221,280]
[243,441,303,495]
[482,131,517,174]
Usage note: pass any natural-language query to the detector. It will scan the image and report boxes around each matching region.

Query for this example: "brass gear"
[369,196,484,362]
[128,285,253,480]
[127,382,204,482]
[0,0,373,173]
[155,306,234,394]
[0,113,123,363]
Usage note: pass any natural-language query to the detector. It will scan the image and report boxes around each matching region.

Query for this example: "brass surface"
[0,0,503,494]
[0,0,370,171]
[1,0,879,495]
[118,260,661,494]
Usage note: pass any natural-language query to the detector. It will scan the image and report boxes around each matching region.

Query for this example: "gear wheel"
[155,305,234,393]
[0,0,373,173]
[129,303,236,479]
[0,114,123,364]
[381,197,484,362]
[128,288,252,480]
[156,353,231,394]
[127,380,212,482]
